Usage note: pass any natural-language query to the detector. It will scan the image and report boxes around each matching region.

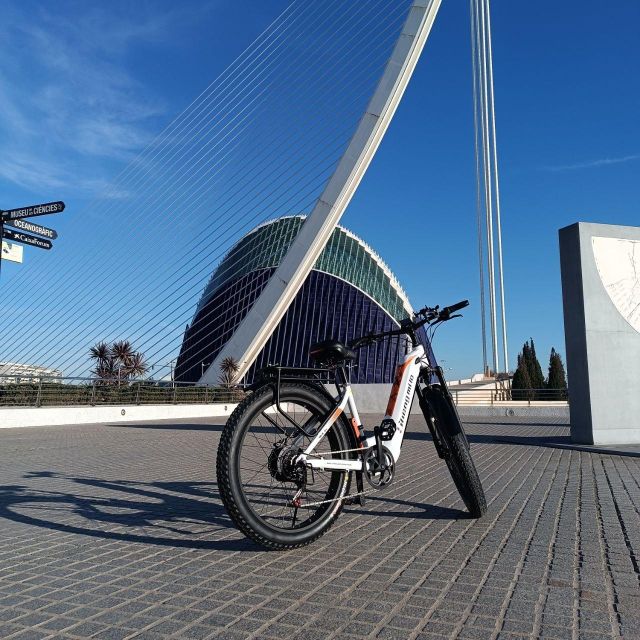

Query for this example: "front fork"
[416,382,447,459]
[417,367,470,457]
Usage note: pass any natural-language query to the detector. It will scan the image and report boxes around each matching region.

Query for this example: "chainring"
[364,446,395,490]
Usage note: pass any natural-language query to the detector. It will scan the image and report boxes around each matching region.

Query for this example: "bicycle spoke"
[236,397,347,531]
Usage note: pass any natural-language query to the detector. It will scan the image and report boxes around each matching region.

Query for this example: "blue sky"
[0,0,638,380]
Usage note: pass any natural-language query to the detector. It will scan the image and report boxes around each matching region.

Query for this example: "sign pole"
[0,216,4,279]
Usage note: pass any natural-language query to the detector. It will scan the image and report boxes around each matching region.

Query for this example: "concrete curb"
[457,406,570,419]
[0,403,238,429]
[0,400,570,430]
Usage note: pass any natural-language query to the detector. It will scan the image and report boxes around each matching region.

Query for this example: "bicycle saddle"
[309,339,357,364]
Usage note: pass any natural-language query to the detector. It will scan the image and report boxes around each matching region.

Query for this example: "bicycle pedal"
[378,419,396,441]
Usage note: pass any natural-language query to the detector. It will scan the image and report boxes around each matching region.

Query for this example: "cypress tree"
[527,339,545,392]
[547,348,568,400]
[511,353,533,401]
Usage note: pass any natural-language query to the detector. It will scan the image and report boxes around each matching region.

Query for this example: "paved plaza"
[0,415,639,640]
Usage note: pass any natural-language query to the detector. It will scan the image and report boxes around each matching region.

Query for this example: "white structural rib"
[202,0,442,384]
[483,0,509,373]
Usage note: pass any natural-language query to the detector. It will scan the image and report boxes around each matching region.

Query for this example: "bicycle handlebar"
[350,299,469,349]
[350,327,404,349]
[439,299,469,319]
[415,299,469,320]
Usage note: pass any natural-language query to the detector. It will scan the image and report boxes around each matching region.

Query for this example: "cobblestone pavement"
[1,415,639,640]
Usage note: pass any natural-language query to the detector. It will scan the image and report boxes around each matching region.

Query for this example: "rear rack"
[258,365,332,383]
[257,365,334,438]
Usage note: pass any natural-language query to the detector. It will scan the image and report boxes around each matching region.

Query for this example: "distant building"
[0,362,63,384]
[176,216,433,384]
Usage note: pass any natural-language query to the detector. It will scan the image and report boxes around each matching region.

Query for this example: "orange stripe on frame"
[385,358,413,416]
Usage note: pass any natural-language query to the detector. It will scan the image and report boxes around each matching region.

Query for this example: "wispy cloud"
[0,2,204,196]
[545,154,640,172]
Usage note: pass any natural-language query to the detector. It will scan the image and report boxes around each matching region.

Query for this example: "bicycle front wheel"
[422,386,487,518]
[216,382,353,550]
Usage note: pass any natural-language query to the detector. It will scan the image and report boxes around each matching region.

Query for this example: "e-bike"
[216,300,486,549]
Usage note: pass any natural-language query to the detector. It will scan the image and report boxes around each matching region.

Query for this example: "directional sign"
[1,201,65,221]
[2,228,52,250]
[1,240,24,263]
[5,218,58,240]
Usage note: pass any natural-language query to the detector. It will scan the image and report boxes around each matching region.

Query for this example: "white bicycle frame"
[297,343,429,472]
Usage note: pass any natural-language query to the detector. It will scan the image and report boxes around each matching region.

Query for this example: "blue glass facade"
[175,218,433,384]
[248,270,411,383]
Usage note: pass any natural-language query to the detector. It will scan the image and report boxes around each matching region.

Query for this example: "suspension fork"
[417,367,470,453]
[415,380,447,459]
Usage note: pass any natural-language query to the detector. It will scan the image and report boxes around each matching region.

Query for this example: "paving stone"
[92,628,133,640]
[178,625,218,639]
[5,630,52,640]
[37,616,78,632]
[0,415,629,640]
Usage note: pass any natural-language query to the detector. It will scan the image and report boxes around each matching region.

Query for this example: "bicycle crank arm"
[301,457,363,472]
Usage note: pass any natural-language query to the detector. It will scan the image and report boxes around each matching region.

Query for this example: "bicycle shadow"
[105,422,225,432]
[348,496,468,520]
[0,474,257,551]
[404,428,571,448]
[1,470,474,549]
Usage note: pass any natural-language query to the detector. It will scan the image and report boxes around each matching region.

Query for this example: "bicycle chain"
[296,489,370,508]
[296,445,384,508]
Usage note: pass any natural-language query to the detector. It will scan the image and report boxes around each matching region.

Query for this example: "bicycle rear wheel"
[216,382,353,550]
[421,385,486,517]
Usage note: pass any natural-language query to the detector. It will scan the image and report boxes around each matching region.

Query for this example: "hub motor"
[268,444,306,485]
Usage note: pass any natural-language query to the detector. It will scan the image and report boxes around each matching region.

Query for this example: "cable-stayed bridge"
[0,0,508,387]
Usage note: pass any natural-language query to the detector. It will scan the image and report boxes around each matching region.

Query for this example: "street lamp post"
[169,359,176,389]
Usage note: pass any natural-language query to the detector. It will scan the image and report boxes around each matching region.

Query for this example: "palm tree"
[90,342,113,384]
[89,340,146,385]
[218,357,239,388]
[110,341,135,385]
[89,342,110,367]
[125,352,148,379]
[93,359,117,384]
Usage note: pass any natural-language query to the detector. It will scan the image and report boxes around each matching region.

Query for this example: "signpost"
[1,241,23,264]
[0,199,64,277]
[1,201,65,221]
[5,218,58,240]
[2,228,53,250]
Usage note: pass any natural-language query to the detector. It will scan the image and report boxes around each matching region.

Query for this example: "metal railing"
[0,376,568,409]
[0,376,246,408]
[450,388,568,406]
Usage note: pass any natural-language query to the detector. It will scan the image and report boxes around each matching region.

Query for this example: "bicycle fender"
[417,386,447,458]
[421,386,470,448]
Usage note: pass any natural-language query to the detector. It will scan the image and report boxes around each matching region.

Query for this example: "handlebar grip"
[443,300,469,313]
[442,300,469,315]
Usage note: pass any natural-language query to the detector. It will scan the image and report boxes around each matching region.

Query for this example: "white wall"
[0,403,238,429]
